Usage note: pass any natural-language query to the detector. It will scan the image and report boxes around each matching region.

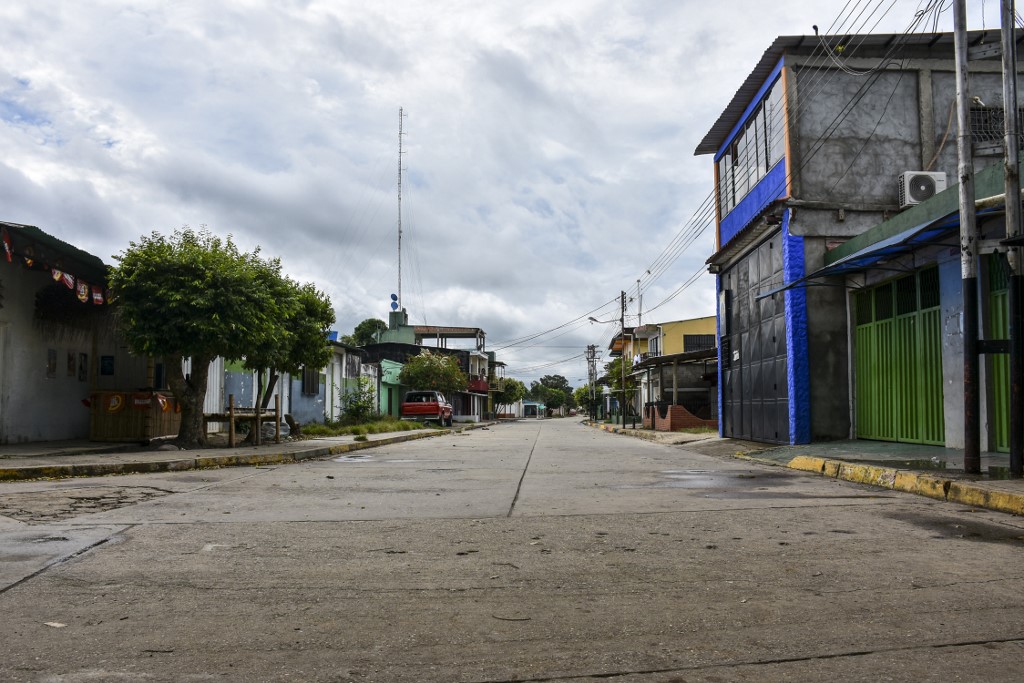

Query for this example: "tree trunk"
[167,354,211,449]
[260,372,279,410]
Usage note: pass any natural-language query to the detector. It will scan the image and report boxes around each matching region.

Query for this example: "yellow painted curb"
[947,482,1024,515]
[837,462,898,489]
[787,456,827,474]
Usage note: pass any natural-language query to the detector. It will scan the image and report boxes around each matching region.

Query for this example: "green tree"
[545,387,566,411]
[574,385,601,417]
[604,356,636,415]
[399,350,468,399]
[244,280,335,436]
[539,374,576,409]
[527,381,549,403]
[493,377,526,416]
[343,317,387,347]
[109,227,323,447]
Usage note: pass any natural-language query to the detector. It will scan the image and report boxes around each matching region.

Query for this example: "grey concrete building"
[698,30,1023,448]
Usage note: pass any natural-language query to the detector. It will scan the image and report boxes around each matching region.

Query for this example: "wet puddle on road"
[331,456,456,464]
[608,469,884,500]
[611,469,793,490]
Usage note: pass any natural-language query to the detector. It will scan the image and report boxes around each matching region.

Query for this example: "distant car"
[400,391,453,427]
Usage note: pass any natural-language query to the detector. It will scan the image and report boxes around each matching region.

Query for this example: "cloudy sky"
[0,1,988,387]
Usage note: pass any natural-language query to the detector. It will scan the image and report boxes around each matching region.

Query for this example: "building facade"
[699,30,1023,447]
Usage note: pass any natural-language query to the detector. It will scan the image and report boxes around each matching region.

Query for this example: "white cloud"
[0,0,984,385]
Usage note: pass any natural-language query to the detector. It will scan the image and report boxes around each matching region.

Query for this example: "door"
[855,268,944,445]
[988,253,1010,452]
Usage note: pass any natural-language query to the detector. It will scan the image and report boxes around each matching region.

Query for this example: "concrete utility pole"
[1000,0,1024,476]
[585,344,598,420]
[620,290,627,427]
[954,0,982,473]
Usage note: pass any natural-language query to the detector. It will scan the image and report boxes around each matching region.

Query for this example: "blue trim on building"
[716,275,724,437]
[714,58,785,162]
[781,209,810,444]
[719,159,787,246]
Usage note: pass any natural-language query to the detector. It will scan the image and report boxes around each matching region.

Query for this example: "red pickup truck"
[400,391,453,427]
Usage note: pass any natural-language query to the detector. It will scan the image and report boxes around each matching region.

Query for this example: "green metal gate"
[988,254,1010,452]
[855,267,944,445]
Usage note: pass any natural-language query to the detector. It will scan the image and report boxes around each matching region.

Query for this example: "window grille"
[301,366,319,396]
[970,105,1024,155]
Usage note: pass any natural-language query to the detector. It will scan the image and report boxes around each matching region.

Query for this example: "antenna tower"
[397,107,405,310]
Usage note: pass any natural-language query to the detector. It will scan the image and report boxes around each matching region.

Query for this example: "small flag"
[76,280,89,303]
[91,285,104,305]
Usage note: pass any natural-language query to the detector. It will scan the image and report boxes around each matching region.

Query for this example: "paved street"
[2,419,1023,682]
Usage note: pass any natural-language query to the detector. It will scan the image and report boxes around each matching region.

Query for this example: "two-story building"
[365,309,498,422]
[699,29,1022,449]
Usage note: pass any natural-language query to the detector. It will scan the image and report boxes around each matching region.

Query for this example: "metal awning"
[755,216,961,300]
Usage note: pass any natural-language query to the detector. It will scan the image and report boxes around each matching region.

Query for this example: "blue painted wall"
[290,377,326,425]
[781,210,811,444]
[719,159,788,247]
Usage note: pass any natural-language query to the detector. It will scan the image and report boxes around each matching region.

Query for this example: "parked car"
[400,391,453,427]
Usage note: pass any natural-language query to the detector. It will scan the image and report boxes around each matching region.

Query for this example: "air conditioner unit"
[898,171,947,209]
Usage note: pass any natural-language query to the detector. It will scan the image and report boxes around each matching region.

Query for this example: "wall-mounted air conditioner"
[898,171,947,209]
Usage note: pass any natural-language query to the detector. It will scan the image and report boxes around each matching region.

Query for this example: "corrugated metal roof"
[0,220,108,281]
[694,29,1009,156]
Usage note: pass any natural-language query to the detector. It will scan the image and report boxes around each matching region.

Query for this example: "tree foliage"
[109,227,334,447]
[343,317,387,347]
[493,377,526,415]
[574,385,602,416]
[341,376,378,423]
[604,356,636,411]
[244,280,335,419]
[399,350,468,399]
[545,387,566,411]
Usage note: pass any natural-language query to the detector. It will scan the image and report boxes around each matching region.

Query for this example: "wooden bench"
[204,394,281,447]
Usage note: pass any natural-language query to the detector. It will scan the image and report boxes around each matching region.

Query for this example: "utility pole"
[586,344,598,420]
[954,0,981,473]
[620,290,627,427]
[1001,0,1024,476]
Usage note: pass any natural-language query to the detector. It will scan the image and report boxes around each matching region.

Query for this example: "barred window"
[970,105,1024,154]
[683,334,717,352]
[301,366,320,396]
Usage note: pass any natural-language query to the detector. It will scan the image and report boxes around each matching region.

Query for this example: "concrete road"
[1,419,1023,682]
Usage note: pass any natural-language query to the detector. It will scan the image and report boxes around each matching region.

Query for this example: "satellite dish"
[390,293,398,301]
[391,301,399,310]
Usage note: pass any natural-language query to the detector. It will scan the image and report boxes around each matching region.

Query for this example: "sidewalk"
[587,421,1024,516]
[0,424,494,482]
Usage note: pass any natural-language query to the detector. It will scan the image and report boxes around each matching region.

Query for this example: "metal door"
[721,235,788,443]
[854,268,944,445]
[988,254,1010,452]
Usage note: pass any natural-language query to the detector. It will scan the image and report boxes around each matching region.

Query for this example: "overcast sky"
[0,1,988,387]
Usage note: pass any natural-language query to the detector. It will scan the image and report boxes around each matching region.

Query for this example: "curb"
[0,424,498,482]
[583,420,1024,517]
[739,453,1024,516]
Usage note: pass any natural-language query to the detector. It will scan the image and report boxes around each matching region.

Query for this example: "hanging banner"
[1,227,11,263]
[76,280,89,303]
[91,285,104,305]
[106,393,126,413]
[132,392,152,410]
[155,393,170,412]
